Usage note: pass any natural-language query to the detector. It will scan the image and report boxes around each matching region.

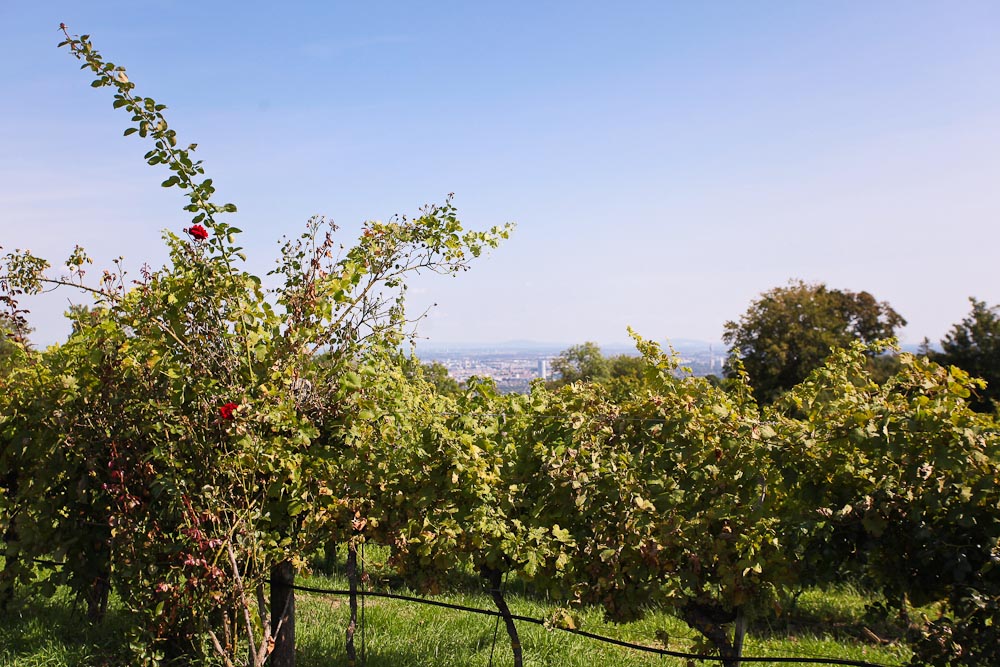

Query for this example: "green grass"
[0,560,913,667]
[0,588,132,667]
[293,569,912,667]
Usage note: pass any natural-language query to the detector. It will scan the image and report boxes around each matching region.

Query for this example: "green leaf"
[552,525,573,543]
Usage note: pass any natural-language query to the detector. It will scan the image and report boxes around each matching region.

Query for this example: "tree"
[722,280,906,403]
[608,353,645,381]
[934,297,1000,412]
[407,359,462,396]
[549,341,610,386]
[0,326,26,378]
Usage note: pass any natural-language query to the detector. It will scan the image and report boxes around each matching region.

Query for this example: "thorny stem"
[59,24,257,378]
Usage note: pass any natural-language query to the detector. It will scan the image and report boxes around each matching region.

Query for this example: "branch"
[225,540,263,664]
[207,629,237,667]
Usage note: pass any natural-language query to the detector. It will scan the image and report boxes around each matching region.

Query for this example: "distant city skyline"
[4,2,999,348]
[418,340,728,393]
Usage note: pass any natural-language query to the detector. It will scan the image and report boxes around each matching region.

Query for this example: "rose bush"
[0,27,510,666]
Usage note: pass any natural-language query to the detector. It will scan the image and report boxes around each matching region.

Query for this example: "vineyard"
[2,28,999,667]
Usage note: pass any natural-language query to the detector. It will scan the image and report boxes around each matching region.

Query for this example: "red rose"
[219,402,238,420]
[187,224,209,240]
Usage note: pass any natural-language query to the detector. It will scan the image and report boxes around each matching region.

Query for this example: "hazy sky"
[3,2,999,348]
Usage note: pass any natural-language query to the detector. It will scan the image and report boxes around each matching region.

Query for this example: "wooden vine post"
[733,606,747,666]
[270,560,296,667]
[484,568,522,667]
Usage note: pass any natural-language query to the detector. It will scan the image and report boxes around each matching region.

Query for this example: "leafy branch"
[58,24,239,244]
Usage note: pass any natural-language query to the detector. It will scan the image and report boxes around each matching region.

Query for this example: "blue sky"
[3,2,999,347]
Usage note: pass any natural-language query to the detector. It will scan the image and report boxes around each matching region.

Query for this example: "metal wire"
[284,580,900,667]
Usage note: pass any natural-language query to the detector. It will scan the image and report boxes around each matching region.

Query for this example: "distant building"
[537,358,548,381]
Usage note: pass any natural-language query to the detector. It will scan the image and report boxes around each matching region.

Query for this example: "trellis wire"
[284,580,901,667]
[0,552,906,667]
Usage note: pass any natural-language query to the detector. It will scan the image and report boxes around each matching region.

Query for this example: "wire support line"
[280,581,900,667]
[0,552,901,667]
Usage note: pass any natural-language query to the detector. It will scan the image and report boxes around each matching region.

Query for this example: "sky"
[2,1,999,348]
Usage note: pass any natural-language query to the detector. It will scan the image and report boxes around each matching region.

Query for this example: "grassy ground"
[1,551,913,666]
[1,582,913,667]
[0,588,132,666]
[293,570,912,667]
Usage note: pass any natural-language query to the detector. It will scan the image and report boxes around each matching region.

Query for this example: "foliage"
[933,297,1000,412]
[4,24,1000,667]
[0,27,510,666]
[775,343,1000,666]
[910,589,1000,667]
[405,359,463,396]
[722,280,906,403]
[549,342,611,386]
[0,324,29,379]
[369,332,794,665]
[548,341,646,398]
[534,335,788,666]
[608,353,646,383]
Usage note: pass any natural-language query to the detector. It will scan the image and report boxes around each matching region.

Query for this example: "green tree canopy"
[549,341,610,385]
[608,353,645,381]
[403,358,462,396]
[934,297,1000,412]
[722,280,906,403]
[0,327,26,377]
[547,342,648,398]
